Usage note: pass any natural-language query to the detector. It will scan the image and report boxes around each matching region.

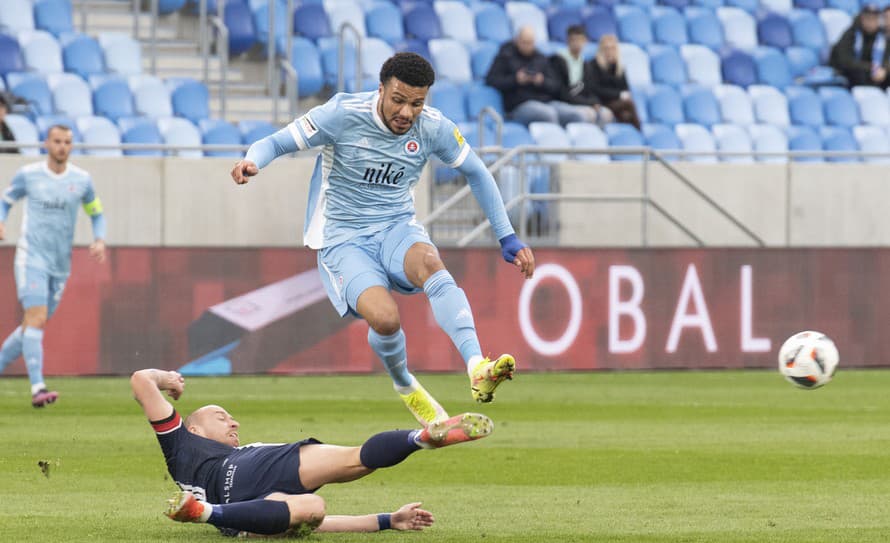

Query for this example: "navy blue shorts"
[215,438,321,503]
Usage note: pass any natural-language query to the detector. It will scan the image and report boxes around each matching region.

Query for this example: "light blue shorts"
[15,265,68,315]
[318,220,433,317]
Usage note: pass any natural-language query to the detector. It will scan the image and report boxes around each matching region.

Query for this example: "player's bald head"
[186,404,227,427]
[186,405,241,447]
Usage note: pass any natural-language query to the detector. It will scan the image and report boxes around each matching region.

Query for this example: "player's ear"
[378,81,385,95]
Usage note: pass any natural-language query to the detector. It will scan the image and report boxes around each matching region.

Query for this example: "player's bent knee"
[285,494,326,528]
[421,250,445,276]
[366,310,401,336]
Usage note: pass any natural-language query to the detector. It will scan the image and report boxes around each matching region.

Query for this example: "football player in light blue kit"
[0,125,107,407]
[231,53,535,427]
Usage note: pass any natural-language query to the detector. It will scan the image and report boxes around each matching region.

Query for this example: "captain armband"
[83,197,104,216]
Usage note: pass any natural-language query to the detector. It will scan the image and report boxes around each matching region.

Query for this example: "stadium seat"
[748,84,790,126]
[645,85,685,126]
[785,46,819,79]
[820,125,858,162]
[475,3,513,44]
[620,43,652,87]
[470,41,499,80]
[92,78,135,121]
[711,123,753,162]
[528,122,571,162]
[361,37,395,80]
[429,39,472,83]
[318,37,375,92]
[465,82,504,119]
[793,0,825,9]
[717,7,757,50]
[157,117,203,158]
[327,0,366,37]
[632,88,648,124]
[167,79,210,124]
[34,114,79,139]
[760,0,793,14]
[239,119,276,145]
[4,114,39,155]
[605,123,645,161]
[199,119,242,157]
[852,125,890,162]
[584,7,618,42]
[252,0,288,56]
[19,30,63,75]
[819,86,859,127]
[435,1,477,43]
[757,12,793,49]
[615,5,654,46]
[224,1,257,56]
[851,86,890,126]
[789,9,827,56]
[77,116,122,157]
[565,122,609,162]
[674,123,717,162]
[825,0,857,15]
[34,0,74,37]
[118,117,161,156]
[680,44,722,86]
[404,3,442,41]
[753,46,793,88]
[97,33,142,76]
[661,0,692,8]
[692,0,723,9]
[157,0,188,15]
[785,125,822,161]
[685,7,724,50]
[785,85,824,126]
[713,84,755,124]
[721,48,756,87]
[129,75,174,118]
[0,0,35,35]
[429,81,467,123]
[293,4,332,41]
[62,34,105,80]
[0,35,24,77]
[724,0,759,12]
[289,38,324,97]
[682,86,721,126]
[548,8,582,44]
[748,124,788,162]
[8,72,53,116]
[649,45,687,86]
[394,38,431,61]
[456,121,495,148]
[504,2,549,43]
[642,123,682,151]
[48,73,93,117]
[366,3,403,44]
[652,7,689,46]
[818,8,851,45]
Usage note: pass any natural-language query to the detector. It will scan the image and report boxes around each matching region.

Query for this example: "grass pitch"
[2,370,890,542]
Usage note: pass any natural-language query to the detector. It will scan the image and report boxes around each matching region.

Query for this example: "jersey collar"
[42,163,68,180]
[371,92,394,135]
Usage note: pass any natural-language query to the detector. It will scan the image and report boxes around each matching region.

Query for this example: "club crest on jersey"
[404,139,420,155]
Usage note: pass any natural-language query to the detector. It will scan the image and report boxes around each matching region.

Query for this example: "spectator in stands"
[586,34,640,129]
[0,96,17,154]
[550,25,613,127]
[485,26,593,126]
[829,4,887,88]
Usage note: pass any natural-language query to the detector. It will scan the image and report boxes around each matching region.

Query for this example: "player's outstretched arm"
[314,503,434,533]
[232,128,299,185]
[130,369,184,421]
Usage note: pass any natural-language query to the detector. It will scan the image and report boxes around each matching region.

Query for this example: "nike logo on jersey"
[363,162,406,185]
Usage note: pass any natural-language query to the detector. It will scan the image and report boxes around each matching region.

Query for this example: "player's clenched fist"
[231,160,259,185]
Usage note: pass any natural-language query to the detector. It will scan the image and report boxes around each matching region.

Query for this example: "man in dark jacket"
[485,26,593,126]
[829,4,886,88]
[550,25,612,126]
[0,95,17,154]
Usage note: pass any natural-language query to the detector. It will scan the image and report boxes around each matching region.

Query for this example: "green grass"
[3,370,890,542]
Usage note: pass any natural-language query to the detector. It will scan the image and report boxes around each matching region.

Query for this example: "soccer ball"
[777,331,839,389]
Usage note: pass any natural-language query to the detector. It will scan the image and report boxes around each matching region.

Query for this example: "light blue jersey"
[1,162,103,276]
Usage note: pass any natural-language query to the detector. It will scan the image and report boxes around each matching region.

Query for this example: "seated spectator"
[587,34,640,129]
[829,4,887,88]
[0,95,17,154]
[485,26,596,126]
[550,25,613,126]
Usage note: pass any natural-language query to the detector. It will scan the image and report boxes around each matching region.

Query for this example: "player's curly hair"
[379,53,436,88]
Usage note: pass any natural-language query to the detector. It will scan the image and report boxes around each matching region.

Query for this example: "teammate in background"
[231,53,535,427]
[0,125,106,407]
[132,368,490,537]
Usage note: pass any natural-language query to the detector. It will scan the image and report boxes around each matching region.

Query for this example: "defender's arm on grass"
[130,369,184,421]
[315,502,434,533]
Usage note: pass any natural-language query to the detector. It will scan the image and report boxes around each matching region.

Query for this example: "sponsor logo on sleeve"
[453,127,465,147]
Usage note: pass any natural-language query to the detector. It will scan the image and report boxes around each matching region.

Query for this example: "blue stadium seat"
[35,115,79,141]
[505,2,549,42]
[361,38,395,80]
[785,125,822,161]
[620,43,652,87]
[661,0,692,8]
[682,86,721,126]
[652,7,689,46]
[290,38,324,97]
[711,123,753,162]
[721,48,756,87]
[632,88,648,124]
[642,123,682,151]
[98,33,142,76]
[717,7,757,50]
[465,82,504,119]
[0,35,23,77]
[748,84,790,125]
[19,31,63,75]
[820,125,858,162]
[818,8,851,44]
[793,0,825,9]
[851,86,890,126]
[167,78,210,124]
[674,123,717,162]
[757,12,793,49]
[435,1,477,43]
[626,0,657,7]
[685,7,724,50]
[713,83,755,124]
[429,81,467,122]
[789,9,827,55]
[605,123,645,161]
[253,0,288,56]
[615,5,653,46]
[0,0,35,35]
[157,0,188,15]
[62,34,105,79]
[502,121,534,148]
[318,37,376,91]
[584,7,618,42]
[327,0,366,37]
[8,72,53,116]
[224,1,257,56]
[77,116,122,157]
[118,117,163,156]
[199,119,242,157]
[48,73,93,117]
[528,121,571,161]
[680,44,722,86]
[747,124,788,162]
[157,117,203,158]
[475,3,513,44]
[92,78,135,121]
[565,122,609,162]
[753,46,793,88]
[293,4,332,41]
[853,125,890,162]
[404,3,442,41]
[819,86,860,127]
[429,39,472,83]
[785,85,824,126]
[724,0,758,12]
[129,75,174,118]
[470,41,499,80]
[394,38,431,61]
[825,0,857,15]
[691,0,723,9]
[366,3,403,44]
[239,119,277,145]
[785,46,819,79]
[649,45,687,85]
[760,0,793,14]
[548,8,583,43]
[34,0,74,37]
[456,121,495,148]
[4,114,40,155]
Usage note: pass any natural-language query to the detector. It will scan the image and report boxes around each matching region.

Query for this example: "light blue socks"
[423,270,482,365]
[23,327,45,393]
[368,328,413,387]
